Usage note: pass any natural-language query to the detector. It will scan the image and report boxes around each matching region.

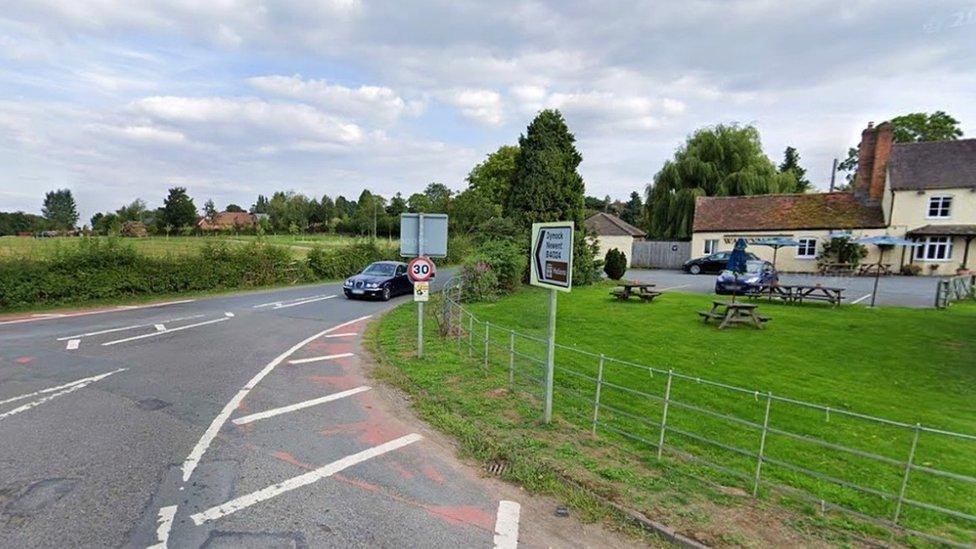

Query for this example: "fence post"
[892,423,921,524]
[468,313,473,357]
[591,354,605,435]
[656,370,673,459]
[484,321,490,369]
[508,331,515,389]
[752,392,773,496]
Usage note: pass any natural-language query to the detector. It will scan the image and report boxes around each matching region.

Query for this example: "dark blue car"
[343,261,413,301]
[715,260,778,295]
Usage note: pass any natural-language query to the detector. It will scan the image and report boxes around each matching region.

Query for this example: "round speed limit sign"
[407,256,435,282]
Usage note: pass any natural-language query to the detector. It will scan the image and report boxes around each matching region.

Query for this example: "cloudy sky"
[3,1,975,222]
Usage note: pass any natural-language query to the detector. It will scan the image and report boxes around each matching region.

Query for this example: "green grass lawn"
[369,283,976,546]
[0,234,375,260]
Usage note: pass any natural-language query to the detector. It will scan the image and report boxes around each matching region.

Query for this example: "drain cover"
[485,460,509,476]
[136,398,171,411]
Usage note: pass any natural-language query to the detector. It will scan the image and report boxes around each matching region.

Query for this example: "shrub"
[460,260,500,302]
[460,237,527,302]
[603,248,627,280]
[900,264,922,276]
[572,229,602,286]
[306,240,398,280]
[816,236,867,267]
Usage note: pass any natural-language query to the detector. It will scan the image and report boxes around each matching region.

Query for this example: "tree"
[42,188,79,230]
[162,187,197,229]
[203,199,218,222]
[604,248,627,280]
[645,124,795,240]
[621,192,643,226]
[466,145,518,207]
[584,196,609,214]
[837,111,963,184]
[778,147,812,192]
[423,182,452,213]
[225,203,244,213]
[0,211,47,235]
[407,193,431,213]
[386,193,407,217]
[251,195,269,214]
[116,199,148,222]
[506,109,585,227]
[452,187,502,233]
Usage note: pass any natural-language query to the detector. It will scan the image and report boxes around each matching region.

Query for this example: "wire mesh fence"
[438,281,976,547]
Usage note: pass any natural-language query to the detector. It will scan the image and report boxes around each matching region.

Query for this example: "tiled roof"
[888,139,976,191]
[584,212,646,237]
[693,192,886,232]
[907,224,976,237]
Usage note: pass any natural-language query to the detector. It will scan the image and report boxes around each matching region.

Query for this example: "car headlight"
[366,282,379,288]
[343,279,352,287]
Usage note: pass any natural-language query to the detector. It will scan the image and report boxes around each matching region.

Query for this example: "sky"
[2,0,975,223]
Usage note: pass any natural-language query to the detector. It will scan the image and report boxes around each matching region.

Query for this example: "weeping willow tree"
[645,124,798,239]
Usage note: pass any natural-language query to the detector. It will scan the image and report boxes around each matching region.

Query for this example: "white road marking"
[224,312,234,317]
[493,500,521,549]
[852,293,873,304]
[287,352,354,365]
[65,339,80,350]
[154,324,166,332]
[179,315,372,483]
[271,295,337,310]
[147,505,177,549]
[0,299,195,326]
[0,369,125,421]
[252,294,331,309]
[231,386,371,425]
[0,370,125,406]
[56,324,148,341]
[190,433,422,525]
[101,317,230,347]
[657,284,691,291]
[324,332,356,338]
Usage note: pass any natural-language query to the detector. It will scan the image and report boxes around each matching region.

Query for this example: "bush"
[306,240,398,280]
[900,264,922,276]
[816,236,867,267]
[572,229,602,286]
[603,248,627,280]
[461,238,527,302]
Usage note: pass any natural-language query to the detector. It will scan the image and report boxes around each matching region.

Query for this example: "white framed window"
[703,239,718,254]
[914,236,953,261]
[796,238,817,259]
[927,196,952,218]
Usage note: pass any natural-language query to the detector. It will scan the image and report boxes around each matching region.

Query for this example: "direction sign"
[400,214,448,258]
[530,222,574,292]
[407,256,435,282]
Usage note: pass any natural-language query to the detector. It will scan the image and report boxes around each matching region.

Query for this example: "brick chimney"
[854,121,893,204]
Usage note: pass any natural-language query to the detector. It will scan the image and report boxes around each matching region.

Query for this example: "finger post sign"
[530,222,574,292]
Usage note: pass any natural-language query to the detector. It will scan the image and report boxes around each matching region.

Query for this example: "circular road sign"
[407,256,435,282]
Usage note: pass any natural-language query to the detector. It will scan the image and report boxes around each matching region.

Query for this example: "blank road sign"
[400,213,448,258]
[530,222,574,292]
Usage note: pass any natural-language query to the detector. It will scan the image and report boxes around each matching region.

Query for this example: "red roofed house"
[196,211,259,231]
[691,122,976,275]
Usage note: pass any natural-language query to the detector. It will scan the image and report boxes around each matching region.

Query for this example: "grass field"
[0,234,384,260]
[370,283,976,546]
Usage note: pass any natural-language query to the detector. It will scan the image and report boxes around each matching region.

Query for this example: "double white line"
[0,369,126,421]
[253,294,337,310]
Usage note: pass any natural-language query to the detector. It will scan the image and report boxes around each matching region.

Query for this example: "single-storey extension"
[691,122,976,275]
[584,212,646,267]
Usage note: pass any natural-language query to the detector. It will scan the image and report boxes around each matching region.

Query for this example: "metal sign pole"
[417,213,425,358]
[543,288,557,423]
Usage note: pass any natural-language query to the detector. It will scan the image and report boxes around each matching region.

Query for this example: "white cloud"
[247,74,422,124]
[446,89,504,125]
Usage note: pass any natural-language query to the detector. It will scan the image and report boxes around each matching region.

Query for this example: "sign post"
[400,213,448,359]
[529,222,574,424]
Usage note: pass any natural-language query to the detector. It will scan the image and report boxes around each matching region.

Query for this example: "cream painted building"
[691,123,976,275]
[584,212,645,268]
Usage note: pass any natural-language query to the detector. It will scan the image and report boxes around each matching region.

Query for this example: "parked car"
[343,261,412,301]
[715,260,778,295]
[683,250,759,274]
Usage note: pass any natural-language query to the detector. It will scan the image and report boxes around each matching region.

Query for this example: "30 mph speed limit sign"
[407,256,435,282]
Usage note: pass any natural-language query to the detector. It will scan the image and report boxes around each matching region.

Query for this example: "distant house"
[196,211,259,231]
[691,122,976,275]
[584,212,646,267]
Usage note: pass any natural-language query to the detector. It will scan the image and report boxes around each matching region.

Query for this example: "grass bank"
[368,283,976,547]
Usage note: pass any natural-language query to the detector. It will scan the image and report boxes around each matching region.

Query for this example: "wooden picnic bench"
[610,282,662,302]
[857,263,893,277]
[818,263,857,276]
[750,284,845,307]
[697,300,770,330]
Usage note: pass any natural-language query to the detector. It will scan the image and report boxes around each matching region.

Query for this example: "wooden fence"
[630,240,691,269]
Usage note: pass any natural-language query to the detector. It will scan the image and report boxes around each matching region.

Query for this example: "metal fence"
[631,240,691,269]
[438,280,976,547]
[935,274,976,309]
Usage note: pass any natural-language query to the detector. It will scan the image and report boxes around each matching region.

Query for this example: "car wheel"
[381,286,391,301]
[689,264,701,275]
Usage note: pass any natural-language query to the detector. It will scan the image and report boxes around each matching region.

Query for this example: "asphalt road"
[0,280,636,549]
[624,269,942,308]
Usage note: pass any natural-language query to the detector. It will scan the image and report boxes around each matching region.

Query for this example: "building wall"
[888,187,976,275]
[590,235,634,267]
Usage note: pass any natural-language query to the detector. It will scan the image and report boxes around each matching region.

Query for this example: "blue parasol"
[725,238,749,301]
[852,235,923,307]
[752,237,800,269]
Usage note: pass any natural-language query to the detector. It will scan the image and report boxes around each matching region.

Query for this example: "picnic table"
[751,284,845,307]
[857,263,893,277]
[818,263,857,276]
[697,300,769,330]
[610,282,662,302]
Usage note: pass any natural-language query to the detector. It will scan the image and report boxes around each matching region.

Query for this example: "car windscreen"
[363,263,396,276]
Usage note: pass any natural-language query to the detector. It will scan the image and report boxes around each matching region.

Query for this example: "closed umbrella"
[852,235,923,307]
[752,237,800,270]
[725,238,749,302]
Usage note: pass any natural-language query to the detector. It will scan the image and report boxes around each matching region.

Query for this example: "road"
[624,269,941,308]
[0,281,634,548]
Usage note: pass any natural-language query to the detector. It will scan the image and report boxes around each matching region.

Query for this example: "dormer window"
[927,196,952,218]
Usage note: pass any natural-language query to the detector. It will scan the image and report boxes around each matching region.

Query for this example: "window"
[915,237,953,261]
[796,238,817,259]
[927,196,952,218]
[703,239,718,254]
